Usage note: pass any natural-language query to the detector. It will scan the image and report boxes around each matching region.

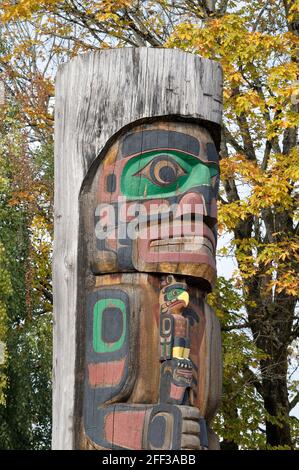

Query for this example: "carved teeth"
[150,236,214,254]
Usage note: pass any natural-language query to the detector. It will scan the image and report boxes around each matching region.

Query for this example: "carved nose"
[176,192,206,218]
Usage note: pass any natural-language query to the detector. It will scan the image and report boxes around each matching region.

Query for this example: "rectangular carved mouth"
[174,368,193,383]
[149,236,214,254]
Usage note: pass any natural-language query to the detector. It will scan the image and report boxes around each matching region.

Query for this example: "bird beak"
[177,291,189,307]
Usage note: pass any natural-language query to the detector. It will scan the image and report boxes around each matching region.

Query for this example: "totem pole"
[53,48,223,450]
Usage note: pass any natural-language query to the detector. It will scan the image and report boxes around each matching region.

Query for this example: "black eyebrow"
[121,130,200,158]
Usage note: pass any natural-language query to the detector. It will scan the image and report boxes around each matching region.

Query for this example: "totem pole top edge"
[54,47,223,177]
[56,46,223,80]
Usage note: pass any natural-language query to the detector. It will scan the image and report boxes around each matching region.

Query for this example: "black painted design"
[199,417,209,449]
[206,142,219,164]
[159,166,176,184]
[122,130,200,158]
[146,404,182,450]
[102,307,123,343]
[106,174,116,193]
[183,305,200,326]
[173,337,189,348]
[148,415,166,448]
[160,313,174,361]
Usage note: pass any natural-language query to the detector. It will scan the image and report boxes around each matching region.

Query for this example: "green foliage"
[0,111,52,449]
[209,277,268,449]
[0,313,52,449]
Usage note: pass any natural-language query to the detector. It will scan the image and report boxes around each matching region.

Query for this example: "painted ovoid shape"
[81,121,222,450]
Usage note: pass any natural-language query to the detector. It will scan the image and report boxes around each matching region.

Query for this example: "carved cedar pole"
[53,48,223,450]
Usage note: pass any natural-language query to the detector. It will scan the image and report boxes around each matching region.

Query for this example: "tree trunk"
[261,355,292,447]
[245,281,295,448]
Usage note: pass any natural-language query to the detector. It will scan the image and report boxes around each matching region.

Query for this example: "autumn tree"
[0,40,53,447]
[0,0,298,449]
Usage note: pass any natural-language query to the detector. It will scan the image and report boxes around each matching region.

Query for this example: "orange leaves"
[15,73,53,131]
[218,144,298,297]
[224,236,299,297]
[8,190,36,207]
[165,22,199,52]
[169,13,289,64]
[167,10,298,144]
[234,90,266,115]
[0,127,38,215]
[267,61,299,131]
[220,151,297,219]
[220,155,261,182]
[93,0,133,20]
[94,0,132,10]
[268,62,299,90]
[270,270,299,297]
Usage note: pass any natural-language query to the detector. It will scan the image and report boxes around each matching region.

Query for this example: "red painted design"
[176,192,206,217]
[210,197,217,219]
[135,219,216,267]
[137,216,216,247]
[170,383,185,401]
[105,410,146,449]
[88,358,126,387]
[174,315,188,337]
[106,238,118,250]
[137,236,216,266]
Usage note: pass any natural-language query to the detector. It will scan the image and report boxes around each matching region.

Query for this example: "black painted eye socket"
[136,155,186,187]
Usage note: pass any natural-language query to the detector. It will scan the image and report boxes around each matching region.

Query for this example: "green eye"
[121,150,218,199]
[134,155,186,187]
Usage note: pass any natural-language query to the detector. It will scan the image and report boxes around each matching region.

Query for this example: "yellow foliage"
[1,0,59,21]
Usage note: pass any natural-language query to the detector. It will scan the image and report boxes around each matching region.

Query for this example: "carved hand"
[144,404,201,450]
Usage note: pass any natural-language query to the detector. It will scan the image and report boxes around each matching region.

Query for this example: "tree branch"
[242,365,263,396]
[221,322,250,332]
[289,392,299,412]
[224,126,246,155]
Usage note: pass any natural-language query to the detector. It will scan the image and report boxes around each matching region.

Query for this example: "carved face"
[89,122,219,289]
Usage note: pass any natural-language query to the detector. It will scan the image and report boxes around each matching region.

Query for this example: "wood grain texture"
[53,47,222,449]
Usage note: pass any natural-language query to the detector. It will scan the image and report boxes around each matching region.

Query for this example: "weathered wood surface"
[53,47,222,449]
[79,273,221,449]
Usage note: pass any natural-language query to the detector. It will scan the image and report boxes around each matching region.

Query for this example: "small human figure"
[159,275,193,405]
[159,275,191,360]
